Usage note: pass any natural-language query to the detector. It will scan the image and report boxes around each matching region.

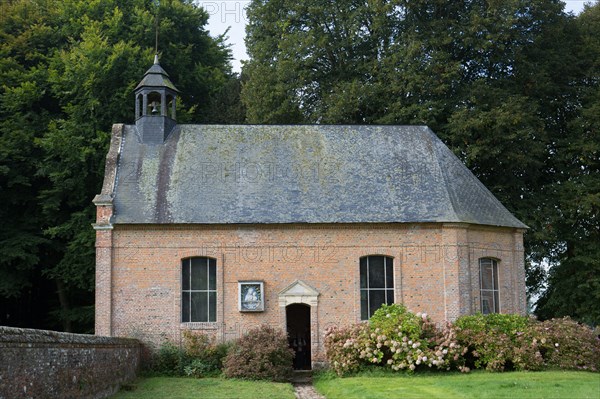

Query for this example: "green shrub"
[223,325,294,381]
[151,341,187,376]
[148,332,230,377]
[455,313,531,336]
[369,304,423,342]
[184,358,215,378]
[182,330,230,376]
[182,330,214,357]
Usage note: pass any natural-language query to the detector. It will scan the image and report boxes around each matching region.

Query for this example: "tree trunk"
[56,280,72,332]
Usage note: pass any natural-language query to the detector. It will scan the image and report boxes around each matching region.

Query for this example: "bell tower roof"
[135,54,179,92]
[134,54,179,144]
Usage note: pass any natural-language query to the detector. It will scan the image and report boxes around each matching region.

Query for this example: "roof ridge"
[427,128,462,224]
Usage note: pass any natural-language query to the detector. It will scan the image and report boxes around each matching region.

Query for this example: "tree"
[243,0,600,322]
[0,0,63,327]
[0,0,235,332]
[243,0,395,123]
[535,2,600,325]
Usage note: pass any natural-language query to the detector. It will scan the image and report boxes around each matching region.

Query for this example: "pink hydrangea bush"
[531,317,599,371]
[455,314,599,372]
[425,319,469,372]
[324,304,468,375]
[370,306,467,373]
[455,313,539,371]
[323,323,370,375]
[325,307,599,375]
[510,330,546,371]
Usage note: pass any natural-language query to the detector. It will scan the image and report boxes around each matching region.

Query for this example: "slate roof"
[101,124,527,228]
[134,55,179,92]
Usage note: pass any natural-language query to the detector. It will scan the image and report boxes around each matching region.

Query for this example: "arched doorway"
[286,303,311,370]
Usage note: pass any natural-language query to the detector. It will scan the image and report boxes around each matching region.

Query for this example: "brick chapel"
[93,56,527,368]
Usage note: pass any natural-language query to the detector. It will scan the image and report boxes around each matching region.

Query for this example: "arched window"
[360,255,394,320]
[479,258,499,314]
[182,257,217,322]
[166,94,176,119]
[135,94,143,119]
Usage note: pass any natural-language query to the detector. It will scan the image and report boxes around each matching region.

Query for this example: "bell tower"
[134,54,179,144]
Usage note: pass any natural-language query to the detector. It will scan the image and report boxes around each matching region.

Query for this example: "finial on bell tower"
[134,55,179,144]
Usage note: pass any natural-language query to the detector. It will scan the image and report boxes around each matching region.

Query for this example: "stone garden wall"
[0,326,140,399]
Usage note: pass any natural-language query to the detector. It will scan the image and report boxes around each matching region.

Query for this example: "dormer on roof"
[134,54,179,144]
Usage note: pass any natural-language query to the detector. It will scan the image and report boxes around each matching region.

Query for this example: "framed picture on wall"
[238,281,264,312]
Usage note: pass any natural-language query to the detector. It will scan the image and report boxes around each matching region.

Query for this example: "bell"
[150,101,159,115]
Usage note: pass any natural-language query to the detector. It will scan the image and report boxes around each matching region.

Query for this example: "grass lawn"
[111,377,295,399]
[313,370,600,399]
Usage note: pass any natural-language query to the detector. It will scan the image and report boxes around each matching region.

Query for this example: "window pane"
[360,290,368,320]
[369,290,385,318]
[209,292,217,322]
[360,257,367,289]
[209,259,216,291]
[191,292,208,322]
[480,263,493,290]
[368,256,385,288]
[481,291,494,315]
[182,292,190,322]
[386,289,394,305]
[492,262,499,291]
[191,258,208,290]
[385,257,394,288]
[182,259,190,291]
[494,290,500,313]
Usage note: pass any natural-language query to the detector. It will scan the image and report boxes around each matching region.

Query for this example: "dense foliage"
[455,313,543,371]
[0,0,240,331]
[223,325,294,382]
[529,318,600,371]
[324,305,600,376]
[181,330,230,377]
[149,331,230,377]
[456,314,600,372]
[150,327,294,381]
[243,0,600,324]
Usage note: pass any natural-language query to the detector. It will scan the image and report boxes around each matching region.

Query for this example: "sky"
[196,0,590,73]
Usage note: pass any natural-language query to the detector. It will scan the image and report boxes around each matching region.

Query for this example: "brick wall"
[96,222,526,365]
[0,327,139,399]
